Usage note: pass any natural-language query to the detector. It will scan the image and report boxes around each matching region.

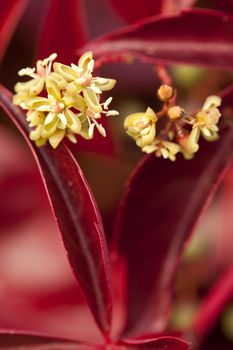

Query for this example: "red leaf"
[36,0,88,63]
[113,108,233,334]
[82,9,233,69]
[191,265,233,339]
[0,331,93,349]
[107,0,196,24]
[0,85,113,337]
[220,83,233,108]
[0,0,29,63]
[120,336,189,349]
[208,0,233,15]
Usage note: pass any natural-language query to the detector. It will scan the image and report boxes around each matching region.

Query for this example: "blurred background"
[0,0,233,348]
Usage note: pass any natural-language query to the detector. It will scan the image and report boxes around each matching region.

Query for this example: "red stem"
[191,264,233,339]
[156,64,172,85]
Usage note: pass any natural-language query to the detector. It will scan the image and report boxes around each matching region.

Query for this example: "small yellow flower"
[124,85,222,161]
[13,53,58,105]
[13,52,118,148]
[142,139,181,161]
[194,95,221,140]
[188,95,222,153]
[53,51,116,113]
[124,107,157,147]
[24,94,82,148]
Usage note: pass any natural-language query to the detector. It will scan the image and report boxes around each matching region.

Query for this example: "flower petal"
[202,95,222,110]
[83,89,102,113]
[46,77,61,100]
[49,129,66,148]
[25,97,52,112]
[187,127,200,153]
[64,109,81,133]
[95,78,116,91]
[53,63,79,82]
[78,51,94,73]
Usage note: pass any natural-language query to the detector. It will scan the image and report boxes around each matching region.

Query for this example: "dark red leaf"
[0,85,113,337]
[207,0,233,15]
[67,123,117,157]
[0,0,29,63]
[0,331,93,349]
[36,0,88,63]
[113,95,233,335]
[191,265,233,339]
[220,83,233,109]
[82,9,233,69]
[107,0,196,24]
[120,335,189,349]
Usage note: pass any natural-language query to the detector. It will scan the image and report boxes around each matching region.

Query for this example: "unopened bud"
[168,106,183,120]
[157,84,173,101]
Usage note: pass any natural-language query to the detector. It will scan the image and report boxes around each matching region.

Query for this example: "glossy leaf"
[121,335,189,349]
[0,331,93,349]
[82,9,233,69]
[0,85,112,337]
[0,0,29,63]
[107,0,196,24]
[113,95,233,335]
[191,265,233,339]
[36,0,88,63]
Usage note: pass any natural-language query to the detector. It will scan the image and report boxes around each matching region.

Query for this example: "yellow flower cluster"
[13,52,118,148]
[124,85,222,161]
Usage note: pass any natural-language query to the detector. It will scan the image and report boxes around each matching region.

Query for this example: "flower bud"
[168,106,183,120]
[157,84,173,101]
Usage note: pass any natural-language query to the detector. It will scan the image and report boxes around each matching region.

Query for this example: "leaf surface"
[83,9,233,69]
[113,88,233,336]
[0,331,94,349]
[0,85,112,337]
[107,0,196,23]
[36,0,88,63]
[191,265,233,339]
[0,0,29,63]
[121,335,189,350]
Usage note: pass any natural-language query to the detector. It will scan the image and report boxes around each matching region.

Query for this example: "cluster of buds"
[13,52,118,148]
[124,85,222,161]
